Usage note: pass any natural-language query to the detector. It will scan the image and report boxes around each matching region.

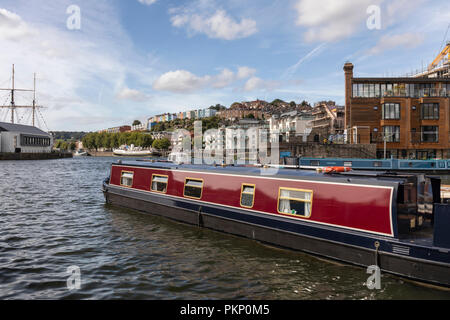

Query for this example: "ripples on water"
[0,157,449,300]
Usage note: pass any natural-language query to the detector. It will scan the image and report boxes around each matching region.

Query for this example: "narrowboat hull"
[102,174,450,288]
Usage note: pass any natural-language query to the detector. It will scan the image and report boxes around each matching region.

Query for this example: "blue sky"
[0,0,449,131]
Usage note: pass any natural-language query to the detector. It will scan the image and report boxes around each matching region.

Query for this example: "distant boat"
[74,149,89,156]
[113,144,153,157]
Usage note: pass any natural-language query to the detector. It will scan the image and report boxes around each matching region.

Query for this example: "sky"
[0,0,448,131]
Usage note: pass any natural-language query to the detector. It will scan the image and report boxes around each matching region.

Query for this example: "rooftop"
[0,122,50,136]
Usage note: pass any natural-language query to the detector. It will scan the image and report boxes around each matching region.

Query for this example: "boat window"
[120,171,134,187]
[151,174,168,193]
[184,178,203,199]
[240,184,255,208]
[278,188,313,217]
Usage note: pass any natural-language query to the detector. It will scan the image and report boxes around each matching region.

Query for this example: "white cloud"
[237,66,256,79]
[243,77,279,92]
[0,1,155,131]
[153,66,256,93]
[294,0,381,42]
[366,33,425,55]
[170,9,257,40]
[138,0,157,6]
[0,8,36,40]
[212,68,235,88]
[153,70,210,93]
[116,87,150,102]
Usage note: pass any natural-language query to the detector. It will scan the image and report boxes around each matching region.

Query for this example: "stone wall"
[0,152,73,161]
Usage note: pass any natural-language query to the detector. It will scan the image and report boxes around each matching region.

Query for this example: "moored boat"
[299,157,450,173]
[113,144,153,157]
[102,160,450,287]
[74,149,89,156]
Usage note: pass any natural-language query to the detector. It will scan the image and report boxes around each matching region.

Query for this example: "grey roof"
[0,122,50,136]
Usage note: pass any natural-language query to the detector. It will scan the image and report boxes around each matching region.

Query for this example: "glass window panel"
[280,189,309,200]
[278,187,312,217]
[151,175,168,192]
[353,84,358,97]
[358,84,363,97]
[241,193,254,207]
[186,179,203,187]
[184,179,203,198]
[374,84,380,97]
[121,172,133,187]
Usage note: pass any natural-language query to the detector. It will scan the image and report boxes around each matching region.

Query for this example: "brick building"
[344,62,450,159]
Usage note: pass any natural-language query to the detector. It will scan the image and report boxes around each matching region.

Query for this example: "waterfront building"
[0,122,53,153]
[344,62,450,159]
[309,103,345,143]
[269,110,314,143]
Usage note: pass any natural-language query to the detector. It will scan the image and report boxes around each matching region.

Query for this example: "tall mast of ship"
[0,64,43,126]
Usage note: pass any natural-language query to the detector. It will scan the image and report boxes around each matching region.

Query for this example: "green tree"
[271,99,285,105]
[152,138,171,150]
[132,120,141,126]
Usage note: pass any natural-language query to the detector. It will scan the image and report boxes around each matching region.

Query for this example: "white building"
[0,122,53,153]
[269,111,314,143]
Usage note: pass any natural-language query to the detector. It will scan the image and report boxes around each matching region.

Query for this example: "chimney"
[343,62,354,129]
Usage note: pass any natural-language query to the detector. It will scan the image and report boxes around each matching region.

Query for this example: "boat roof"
[114,160,419,185]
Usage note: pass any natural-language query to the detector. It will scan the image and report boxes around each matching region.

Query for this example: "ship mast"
[0,64,43,126]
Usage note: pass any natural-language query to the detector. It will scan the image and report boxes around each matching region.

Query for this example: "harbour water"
[1,157,449,300]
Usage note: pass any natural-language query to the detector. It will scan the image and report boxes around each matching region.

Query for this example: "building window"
[151,174,168,193]
[184,178,203,199]
[383,126,400,142]
[240,184,255,208]
[421,126,439,143]
[120,171,134,187]
[277,187,313,217]
[352,84,358,97]
[421,103,439,120]
[382,103,400,120]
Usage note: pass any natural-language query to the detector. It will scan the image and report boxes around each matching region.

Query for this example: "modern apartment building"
[344,62,450,159]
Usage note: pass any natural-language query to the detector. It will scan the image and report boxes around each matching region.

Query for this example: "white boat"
[113,144,153,157]
[74,149,89,156]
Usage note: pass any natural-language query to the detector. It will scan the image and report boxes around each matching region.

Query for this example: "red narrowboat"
[102,160,450,287]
